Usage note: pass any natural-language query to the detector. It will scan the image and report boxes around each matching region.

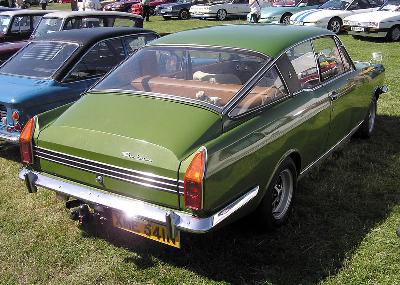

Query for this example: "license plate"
[112,211,180,248]
[351,26,365,32]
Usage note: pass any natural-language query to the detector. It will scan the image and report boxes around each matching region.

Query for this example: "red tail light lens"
[12,111,19,122]
[184,148,206,211]
[19,117,36,165]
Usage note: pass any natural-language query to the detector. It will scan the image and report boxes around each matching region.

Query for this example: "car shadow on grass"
[78,114,399,284]
[0,143,20,163]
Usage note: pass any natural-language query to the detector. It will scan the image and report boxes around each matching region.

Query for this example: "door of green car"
[312,36,355,149]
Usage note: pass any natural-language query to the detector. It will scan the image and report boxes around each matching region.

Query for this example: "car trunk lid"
[35,92,222,209]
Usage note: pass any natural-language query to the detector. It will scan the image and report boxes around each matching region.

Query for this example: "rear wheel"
[216,9,227,21]
[387,25,400,41]
[257,157,297,229]
[149,7,155,15]
[179,9,190,20]
[355,98,377,139]
[280,13,292,24]
[327,17,342,34]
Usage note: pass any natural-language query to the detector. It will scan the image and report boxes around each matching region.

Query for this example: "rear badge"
[122,152,153,163]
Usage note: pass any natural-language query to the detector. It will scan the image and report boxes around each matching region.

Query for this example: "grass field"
[0,4,400,285]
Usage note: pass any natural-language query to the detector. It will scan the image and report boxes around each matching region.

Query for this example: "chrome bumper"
[19,168,259,235]
[0,128,19,143]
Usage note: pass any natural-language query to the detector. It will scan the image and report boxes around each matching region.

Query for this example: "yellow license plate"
[112,211,180,248]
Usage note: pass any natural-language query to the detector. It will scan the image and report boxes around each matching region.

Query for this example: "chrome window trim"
[0,40,80,80]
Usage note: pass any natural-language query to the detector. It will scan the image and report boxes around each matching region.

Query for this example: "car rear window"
[0,41,78,79]
[32,17,63,38]
[94,46,268,109]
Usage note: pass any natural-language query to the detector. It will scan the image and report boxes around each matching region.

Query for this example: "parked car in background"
[0,11,144,61]
[190,0,250,20]
[248,0,327,24]
[32,11,144,39]
[290,0,383,33]
[0,9,55,62]
[343,0,400,41]
[156,0,205,20]
[131,0,178,16]
[78,0,102,10]
[19,25,387,249]
[103,0,139,12]
[0,27,158,144]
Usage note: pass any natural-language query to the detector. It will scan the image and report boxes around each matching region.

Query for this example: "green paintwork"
[31,25,385,222]
[151,24,334,58]
[35,92,222,208]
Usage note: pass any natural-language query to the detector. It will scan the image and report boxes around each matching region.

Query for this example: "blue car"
[0,27,158,144]
[156,0,206,20]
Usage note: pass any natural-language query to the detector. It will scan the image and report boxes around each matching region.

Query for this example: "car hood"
[344,10,400,22]
[36,92,222,208]
[0,75,53,105]
[291,8,350,22]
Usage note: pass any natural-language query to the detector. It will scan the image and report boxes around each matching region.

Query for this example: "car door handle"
[329,91,339,101]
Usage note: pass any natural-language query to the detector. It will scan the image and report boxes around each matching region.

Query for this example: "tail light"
[19,117,36,165]
[184,147,207,211]
[12,111,19,122]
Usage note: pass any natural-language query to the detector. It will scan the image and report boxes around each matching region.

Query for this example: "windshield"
[319,0,352,9]
[0,41,78,79]
[0,16,11,33]
[94,46,267,108]
[32,18,63,38]
[380,0,400,10]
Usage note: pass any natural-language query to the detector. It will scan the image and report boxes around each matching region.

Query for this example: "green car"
[246,0,327,24]
[20,25,387,248]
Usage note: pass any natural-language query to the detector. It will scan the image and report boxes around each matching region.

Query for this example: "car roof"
[42,10,141,19]
[150,24,335,58]
[0,9,59,16]
[35,27,155,45]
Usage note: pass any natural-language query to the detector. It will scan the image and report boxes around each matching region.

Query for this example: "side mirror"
[298,3,307,7]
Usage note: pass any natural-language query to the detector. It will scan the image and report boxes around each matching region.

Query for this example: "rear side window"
[312,36,347,82]
[65,39,125,82]
[10,16,31,33]
[285,40,319,89]
[230,66,288,116]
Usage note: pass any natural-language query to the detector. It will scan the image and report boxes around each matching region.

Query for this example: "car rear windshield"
[94,46,268,109]
[0,41,78,79]
[0,15,11,33]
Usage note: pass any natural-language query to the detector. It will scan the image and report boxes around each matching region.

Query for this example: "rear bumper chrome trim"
[19,168,259,234]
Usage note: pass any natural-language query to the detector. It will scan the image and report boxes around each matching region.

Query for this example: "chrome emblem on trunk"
[122,152,153,163]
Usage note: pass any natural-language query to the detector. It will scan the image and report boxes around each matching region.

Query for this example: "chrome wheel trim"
[271,169,293,220]
[282,14,291,25]
[391,27,400,41]
[330,20,341,33]
[217,9,227,20]
[368,102,376,134]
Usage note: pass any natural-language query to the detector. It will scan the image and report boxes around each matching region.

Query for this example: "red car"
[131,0,177,15]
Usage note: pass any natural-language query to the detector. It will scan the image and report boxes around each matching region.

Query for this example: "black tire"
[280,13,292,24]
[256,157,297,229]
[327,17,342,34]
[355,98,377,139]
[397,227,400,237]
[386,25,400,41]
[149,7,155,16]
[216,9,227,21]
[163,16,171,20]
[178,9,190,20]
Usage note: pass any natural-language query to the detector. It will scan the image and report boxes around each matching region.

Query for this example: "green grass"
[1,8,400,284]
